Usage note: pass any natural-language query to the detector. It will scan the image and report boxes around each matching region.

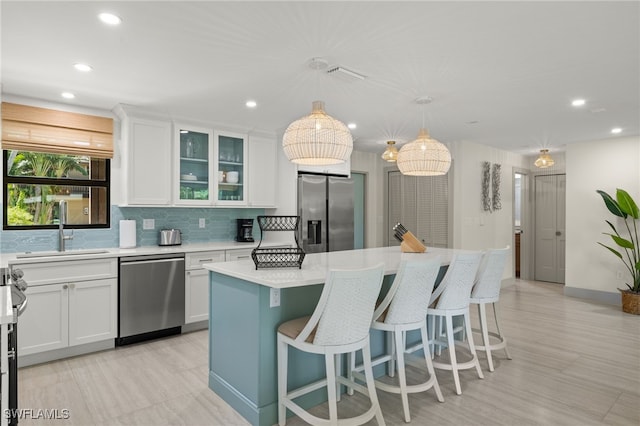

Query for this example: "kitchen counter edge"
[1,241,283,268]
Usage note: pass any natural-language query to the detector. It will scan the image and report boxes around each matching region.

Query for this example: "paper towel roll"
[119,220,137,248]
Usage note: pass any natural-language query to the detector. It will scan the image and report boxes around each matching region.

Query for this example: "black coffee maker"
[236,218,254,242]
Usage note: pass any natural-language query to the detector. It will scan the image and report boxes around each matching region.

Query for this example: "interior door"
[385,169,449,248]
[534,174,566,283]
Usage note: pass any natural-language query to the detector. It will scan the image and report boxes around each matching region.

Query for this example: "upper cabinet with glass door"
[214,131,247,205]
[175,124,213,205]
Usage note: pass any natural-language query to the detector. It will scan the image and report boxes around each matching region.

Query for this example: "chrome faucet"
[58,200,74,251]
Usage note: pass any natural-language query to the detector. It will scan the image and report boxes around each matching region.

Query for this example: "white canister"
[226,171,239,183]
[218,171,225,182]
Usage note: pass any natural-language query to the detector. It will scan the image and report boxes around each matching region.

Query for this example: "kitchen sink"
[15,249,110,259]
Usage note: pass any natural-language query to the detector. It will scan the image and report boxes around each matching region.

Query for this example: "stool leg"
[387,329,396,377]
[347,351,355,396]
[362,343,386,426]
[277,335,288,426]
[325,353,338,423]
[478,303,494,372]
[428,314,436,357]
[444,315,461,395]
[493,302,512,360]
[335,353,342,402]
[420,324,444,403]
[464,310,484,380]
[393,329,411,422]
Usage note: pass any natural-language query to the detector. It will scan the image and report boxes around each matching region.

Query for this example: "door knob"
[556,231,561,236]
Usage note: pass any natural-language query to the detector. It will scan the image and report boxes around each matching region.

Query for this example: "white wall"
[565,136,640,299]
[449,141,529,279]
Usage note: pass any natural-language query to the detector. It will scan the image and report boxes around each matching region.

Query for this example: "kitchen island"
[204,246,468,426]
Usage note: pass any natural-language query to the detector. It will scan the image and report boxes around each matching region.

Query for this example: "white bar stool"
[277,263,386,426]
[351,258,444,423]
[470,246,512,372]
[428,252,484,395]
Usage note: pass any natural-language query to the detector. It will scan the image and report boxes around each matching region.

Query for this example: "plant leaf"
[616,188,640,219]
[598,242,623,259]
[610,234,634,249]
[597,190,626,218]
[605,220,618,234]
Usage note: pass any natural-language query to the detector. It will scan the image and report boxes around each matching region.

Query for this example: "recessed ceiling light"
[611,127,622,134]
[348,123,357,129]
[98,13,122,26]
[245,100,257,108]
[61,92,75,99]
[571,99,586,107]
[74,63,93,72]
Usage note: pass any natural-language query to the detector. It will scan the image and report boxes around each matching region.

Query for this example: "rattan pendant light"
[381,140,399,162]
[396,97,451,176]
[282,100,353,165]
[282,58,353,165]
[534,149,555,168]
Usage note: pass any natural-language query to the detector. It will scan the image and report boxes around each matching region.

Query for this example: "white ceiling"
[2,1,639,156]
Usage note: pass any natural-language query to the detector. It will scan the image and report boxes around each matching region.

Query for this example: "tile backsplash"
[0,205,265,253]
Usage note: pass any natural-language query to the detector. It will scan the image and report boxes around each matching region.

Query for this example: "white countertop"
[203,246,474,289]
[0,241,276,268]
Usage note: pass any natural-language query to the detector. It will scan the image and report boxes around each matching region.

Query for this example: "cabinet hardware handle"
[199,259,213,262]
[70,283,75,289]
[63,284,68,289]
[237,255,250,259]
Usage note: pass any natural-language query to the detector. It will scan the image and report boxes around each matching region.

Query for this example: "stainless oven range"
[1,267,28,426]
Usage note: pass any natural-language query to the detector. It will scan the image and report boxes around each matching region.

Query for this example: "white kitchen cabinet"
[185,250,226,324]
[19,284,68,355]
[16,258,118,357]
[174,123,214,205]
[114,104,173,206]
[126,118,172,205]
[247,135,277,207]
[225,248,254,261]
[20,278,117,356]
[185,269,210,324]
[214,131,248,206]
[68,278,118,346]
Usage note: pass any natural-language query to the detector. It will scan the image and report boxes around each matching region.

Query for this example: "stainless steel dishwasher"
[117,253,185,345]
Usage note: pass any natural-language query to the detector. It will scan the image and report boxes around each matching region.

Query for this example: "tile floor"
[16,279,640,425]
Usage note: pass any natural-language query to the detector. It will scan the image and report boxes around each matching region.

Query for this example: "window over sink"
[1,102,113,230]
[3,150,110,229]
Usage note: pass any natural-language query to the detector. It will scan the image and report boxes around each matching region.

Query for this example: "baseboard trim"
[18,339,114,367]
[182,320,208,333]
[564,286,620,306]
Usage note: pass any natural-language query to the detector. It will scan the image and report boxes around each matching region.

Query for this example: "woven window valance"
[1,102,114,158]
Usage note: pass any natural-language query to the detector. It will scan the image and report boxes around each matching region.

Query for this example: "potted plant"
[596,188,640,314]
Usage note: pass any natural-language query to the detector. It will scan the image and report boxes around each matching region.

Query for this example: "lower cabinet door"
[68,278,117,346]
[20,284,69,356]
[185,269,209,323]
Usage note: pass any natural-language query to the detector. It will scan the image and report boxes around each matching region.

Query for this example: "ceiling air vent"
[327,66,366,81]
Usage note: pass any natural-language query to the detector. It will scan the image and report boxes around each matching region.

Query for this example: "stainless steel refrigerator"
[298,174,354,253]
